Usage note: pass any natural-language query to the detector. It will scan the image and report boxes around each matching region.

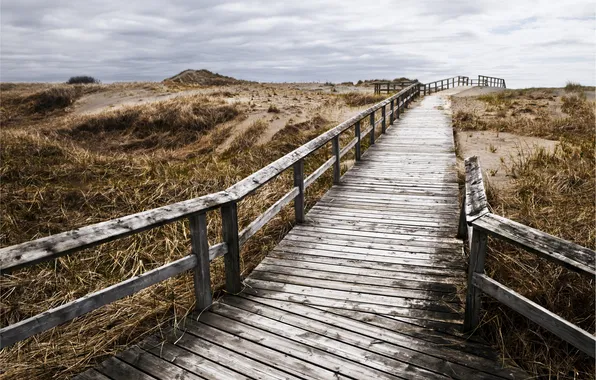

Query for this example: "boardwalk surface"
[77,93,526,380]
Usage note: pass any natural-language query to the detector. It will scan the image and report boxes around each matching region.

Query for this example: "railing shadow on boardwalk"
[1,74,593,379]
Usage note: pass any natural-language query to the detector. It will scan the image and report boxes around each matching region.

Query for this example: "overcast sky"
[1,0,594,88]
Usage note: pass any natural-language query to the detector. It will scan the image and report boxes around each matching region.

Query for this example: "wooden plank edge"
[473,273,595,358]
[0,254,197,349]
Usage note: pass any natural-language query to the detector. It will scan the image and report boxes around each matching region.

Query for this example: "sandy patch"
[456,131,558,190]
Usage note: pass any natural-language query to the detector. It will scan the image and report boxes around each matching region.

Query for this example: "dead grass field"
[0,78,398,379]
[452,84,595,379]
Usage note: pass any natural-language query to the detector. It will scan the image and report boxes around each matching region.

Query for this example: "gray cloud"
[1,0,594,87]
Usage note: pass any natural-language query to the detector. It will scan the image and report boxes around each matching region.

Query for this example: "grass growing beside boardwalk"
[0,86,375,379]
[453,88,595,379]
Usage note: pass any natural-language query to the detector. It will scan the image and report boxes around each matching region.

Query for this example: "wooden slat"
[472,213,595,277]
[464,156,489,221]
[238,187,299,245]
[473,273,596,358]
[0,255,197,349]
[339,137,359,158]
[0,191,232,272]
[304,155,336,188]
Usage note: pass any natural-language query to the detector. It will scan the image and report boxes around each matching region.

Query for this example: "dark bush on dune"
[67,76,100,84]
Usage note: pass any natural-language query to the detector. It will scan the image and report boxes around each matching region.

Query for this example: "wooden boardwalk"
[77,93,526,380]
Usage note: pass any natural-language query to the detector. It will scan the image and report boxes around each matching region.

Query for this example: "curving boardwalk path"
[77,93,526,380]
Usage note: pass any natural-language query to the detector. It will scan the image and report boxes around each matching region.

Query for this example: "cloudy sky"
[1,0,594,88]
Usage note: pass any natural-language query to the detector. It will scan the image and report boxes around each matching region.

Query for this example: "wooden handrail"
[0,80,426,348]
[459,156,596,357]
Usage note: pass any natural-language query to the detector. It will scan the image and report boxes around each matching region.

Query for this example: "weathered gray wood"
[369,112,375,145]
[472,213,595,277]
[221,202,242,293]
[209,242,227,260]
[189,213,211,310]
[293,159,305,223]
[355,121,361,161]
[340,137,358,158]
[381,105,386,133]
[473,273,596,358]
[463,228,488,332]
[0,254,197,349]
[457,193,468,239]
[464,156,489,221]
[0,191,233,272]
[238,187,299,245]
[332,136,341,184]
[304,155,335,188]
[74,370,111,380]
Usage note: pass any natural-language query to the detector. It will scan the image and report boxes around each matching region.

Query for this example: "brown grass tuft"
[340,92,387,107]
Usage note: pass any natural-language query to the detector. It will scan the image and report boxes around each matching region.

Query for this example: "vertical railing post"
[189,213,211,310]
[354,121,361,161]
[332,136,341,184]
[381,105,386,133]
[293,159,305,223]
[369,111,375,145]
[221,202,241,294]
[389,99,394,124]
[463,228,488,332]
[457,193,468,239]
[396,96,400,119]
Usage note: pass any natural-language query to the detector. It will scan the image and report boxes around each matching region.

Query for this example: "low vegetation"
[340,91,387,107]
[454,87,595,378]
[0,81,374,379]
[67,76,100,84]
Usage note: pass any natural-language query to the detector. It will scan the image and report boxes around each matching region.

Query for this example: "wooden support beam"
[354,121,361,161]
[463,228,488,332]
[332,136,341,184]
[221,202,241,294]
[293,159,305,223]
[473,273,596,357]
[369,112,375,145]
[381,105,386,133]
[189,213,211,311]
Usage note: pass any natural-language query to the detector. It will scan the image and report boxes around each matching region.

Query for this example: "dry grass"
[0,81,376,379]
[60,95,243,152]
[340,92,387,107]
[455,88,595,379]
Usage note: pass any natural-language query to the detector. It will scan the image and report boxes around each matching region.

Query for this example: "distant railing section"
[458,156,595,358]
[373,80,418,94]
[422,75,506,95]
[0,81,426,348]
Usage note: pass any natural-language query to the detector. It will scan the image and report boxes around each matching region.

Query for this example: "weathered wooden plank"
[139,336,252,380]
[464,156,489,220]
[118,346,209,380]
[473,273,596,358]
[0,191,232,272]
[96,357,156,379]
[189,213,211,310]
[339,136,358,158]
[221,202,241,293]
[197,312,400,379]
[293,159,305,223]
[472,213,596,277]
[463,228,488,332]
[74,370,111,380]
[332,135,341,184]
[238,187,299,245]
[304,155,335,188]
[0,255,197,349]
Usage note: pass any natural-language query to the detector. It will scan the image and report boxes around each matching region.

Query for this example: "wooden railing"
[373,80,417,94]
[458,156,596,358]
[0,81,427,349]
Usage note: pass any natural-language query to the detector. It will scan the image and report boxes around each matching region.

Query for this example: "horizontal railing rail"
[0,80,429,348]
[373,80,418,94]
[458,156,595,358]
